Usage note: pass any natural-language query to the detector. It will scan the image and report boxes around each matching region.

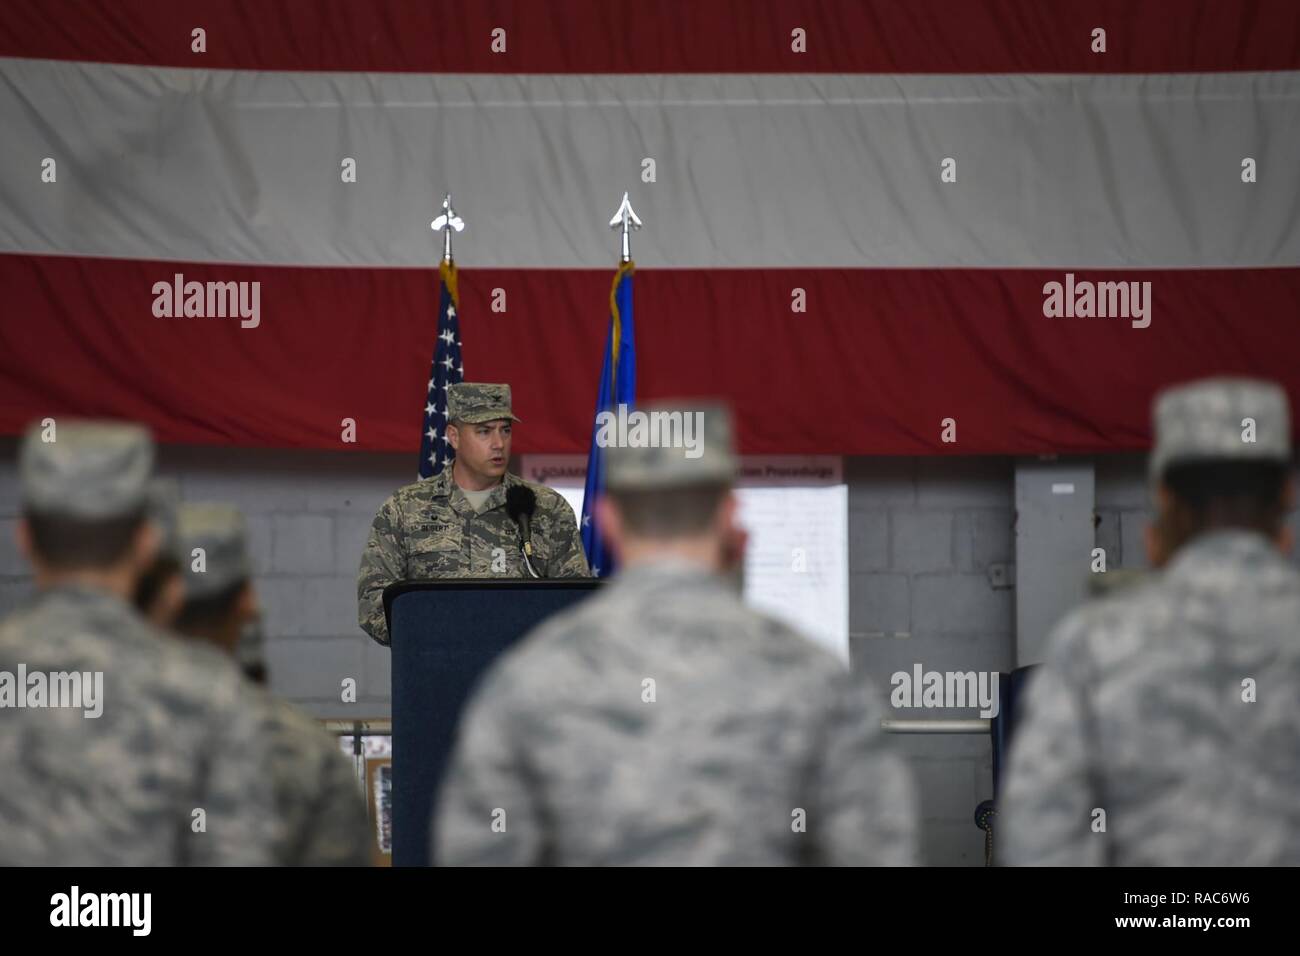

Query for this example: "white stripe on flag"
[2,58,1298,269]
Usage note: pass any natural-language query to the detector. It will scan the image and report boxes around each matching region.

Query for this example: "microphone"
[505,485,540,577]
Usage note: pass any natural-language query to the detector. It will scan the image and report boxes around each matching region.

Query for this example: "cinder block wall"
[848,457,1016,867]
[0,441,1168,864]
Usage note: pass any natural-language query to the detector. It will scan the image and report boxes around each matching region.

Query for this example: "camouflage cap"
[176,503,252,600]
[1150,377,1292,482]
[145,477,182,562]
[19,419,153,519]
[447,382,521,424]
[604,401,736,491]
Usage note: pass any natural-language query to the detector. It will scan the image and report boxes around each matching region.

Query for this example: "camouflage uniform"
[256,691,374,866]
[177,502,373,866]
[0,421,280,865]
[1001,379,1300,865]
[357,383,589,646]
[434,403,917,866]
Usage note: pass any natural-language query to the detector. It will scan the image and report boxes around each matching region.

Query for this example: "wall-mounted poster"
[521,454,849,661]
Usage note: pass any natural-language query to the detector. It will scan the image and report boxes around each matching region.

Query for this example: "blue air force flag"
[580,261,637,576]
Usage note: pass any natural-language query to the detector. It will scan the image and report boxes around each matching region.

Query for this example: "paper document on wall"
[522,454,849,662]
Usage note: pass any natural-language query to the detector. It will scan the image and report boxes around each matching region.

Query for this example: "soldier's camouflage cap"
[448,382,521,424]
[19,419,154,519]
[177,503,252,599]
[604,401,736,491]
[146,477,182,562]
[1150,377,1292,482]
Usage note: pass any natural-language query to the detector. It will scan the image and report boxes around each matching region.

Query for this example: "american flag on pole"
[418,259,463,478]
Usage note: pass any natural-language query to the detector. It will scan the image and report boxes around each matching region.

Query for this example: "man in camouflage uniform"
[174,502,374,866]
[1001,377,1300,865]
[434,402,917,865]
[357,382,590,646]
[0,421,279,865]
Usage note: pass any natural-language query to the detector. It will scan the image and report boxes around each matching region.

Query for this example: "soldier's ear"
[14,517,33,563]
[1276,524,1294,557]
[595,495,624,555]
[1275,473,1294,555]
[446,422,460,450]
[130,519,160,572]
[1144,521,1162,568]
[235,582,259,622]
[715,490,739,530]
[156,573,186,629]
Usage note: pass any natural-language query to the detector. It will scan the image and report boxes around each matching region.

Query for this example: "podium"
[383,578,602,866]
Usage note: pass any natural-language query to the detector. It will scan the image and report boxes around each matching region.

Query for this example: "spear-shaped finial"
[608,191,642,263]
[431,192,465,263]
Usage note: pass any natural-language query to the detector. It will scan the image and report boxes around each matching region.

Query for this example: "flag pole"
[420,193,467,479]
[605,192,640,395]
[582,194,641,574]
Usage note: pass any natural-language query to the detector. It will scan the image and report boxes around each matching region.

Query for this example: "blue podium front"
[384,579,602,866]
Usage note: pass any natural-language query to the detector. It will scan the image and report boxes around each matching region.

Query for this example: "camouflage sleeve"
[187,673,283,865]
[998,648,1105,866]
[810,671,919,866]
[433,664,546,866]
[357,495,406,646]
[299,737,374,866]
[540,494,591,578]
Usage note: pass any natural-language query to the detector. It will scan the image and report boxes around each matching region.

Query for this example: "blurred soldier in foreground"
[1001,378,1300,865]
[435,402,917,865]
[174,503,373,866]
[357,382,590,646]
[0,421,278,865]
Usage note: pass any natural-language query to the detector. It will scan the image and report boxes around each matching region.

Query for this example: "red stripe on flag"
[2,1,1299,74]
[2,253,1298,455]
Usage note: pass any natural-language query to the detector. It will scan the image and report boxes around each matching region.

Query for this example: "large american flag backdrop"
[2,1,1299,456]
